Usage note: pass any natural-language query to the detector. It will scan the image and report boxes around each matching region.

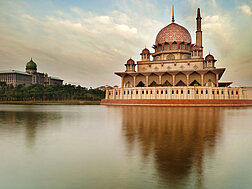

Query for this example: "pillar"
[145,75,149,87]
[158,75,162,85]
[201,74,204,86]
[133,76,136,87]
[172,75,175,86]
[186,74,189,86]
[121,76,124,88]
[216,73,219,87]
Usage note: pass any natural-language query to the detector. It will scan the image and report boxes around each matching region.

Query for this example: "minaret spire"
[172,5,175,23]
[196,8,202,47]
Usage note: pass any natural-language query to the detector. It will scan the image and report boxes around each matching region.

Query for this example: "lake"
[0,105,252,189]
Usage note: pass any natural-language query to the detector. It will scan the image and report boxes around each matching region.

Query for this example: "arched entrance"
[189,80,201,86]
[176,80,186,86]
[149,81,158,87]
[136,81,145,87]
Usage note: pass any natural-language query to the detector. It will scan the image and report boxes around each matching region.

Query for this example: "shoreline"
[0,100,101,105]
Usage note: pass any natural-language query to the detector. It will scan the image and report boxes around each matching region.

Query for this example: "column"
[133,76,136,87]
[172,75,175,86]
[201,74,204,86]
[158,75,162,85]
[105,89,108,99]
[216,74,219,87]
[145,75,149,87]
[121,76,124,88]
[186,75,189,86]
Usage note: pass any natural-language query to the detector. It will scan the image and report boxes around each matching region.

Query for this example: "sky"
[0,0,252,87]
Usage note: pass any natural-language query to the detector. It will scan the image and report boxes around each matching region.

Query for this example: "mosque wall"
[106,87,251,101]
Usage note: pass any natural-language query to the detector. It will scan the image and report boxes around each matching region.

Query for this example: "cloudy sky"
[0,0,251,87]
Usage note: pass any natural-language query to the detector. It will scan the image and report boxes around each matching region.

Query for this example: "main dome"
[155,23,192,45]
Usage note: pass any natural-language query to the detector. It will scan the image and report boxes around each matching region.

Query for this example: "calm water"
[0,105,252,189]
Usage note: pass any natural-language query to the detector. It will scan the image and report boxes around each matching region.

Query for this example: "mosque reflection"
[0,109,61,148]
[121,106,223,187]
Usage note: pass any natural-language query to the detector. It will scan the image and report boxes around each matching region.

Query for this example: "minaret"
[172,5,175,23]
[196,8,202,47]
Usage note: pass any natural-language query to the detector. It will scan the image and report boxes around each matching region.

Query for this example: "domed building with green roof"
[0,58,63,86]
[26,58,37,74]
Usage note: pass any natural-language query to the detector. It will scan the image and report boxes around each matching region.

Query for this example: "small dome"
[191,45,200,51]
[126,58,135,65]
[155,23,191,45]
[205,54,214,61]
[142,48,150,54]
[26,58,37,69]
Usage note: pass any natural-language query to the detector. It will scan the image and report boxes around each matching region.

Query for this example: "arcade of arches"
[120,71,219,88]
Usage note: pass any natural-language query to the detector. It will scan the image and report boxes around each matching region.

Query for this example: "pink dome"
[205,54,214,61]
[142,48,150,54]
[126,58,135,65]
[155,23,191,45]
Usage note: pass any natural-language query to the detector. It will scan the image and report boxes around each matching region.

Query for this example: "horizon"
[0,0,252,87]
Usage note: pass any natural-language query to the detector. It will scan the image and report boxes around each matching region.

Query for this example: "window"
[201,90,203,94]
[161,90,163,94]
[236,91,238,95]
[136,91,138,94]
[165,90,167,94]
[157,90,159,94]
[151,90,152,94]
[212,91,214,94]
[128,91,130,95]
[109,92,111,95]
[196,90,198,94]
[124,91,125,95]
[116,92,118,95]
[206,90,208,94]
[188,90,190,94]
[231,91,234,95]
[172,90,174,94]
[146,91,148,94]
[142,91,144,94]
[181,90,183,94]
[221,91,223,94]
[217,91,219,94]
[176,90,178,94]
[172,43,177,50]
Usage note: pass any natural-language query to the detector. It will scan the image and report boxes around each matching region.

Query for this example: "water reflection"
[121,107,223,188]
[0,108,61,148]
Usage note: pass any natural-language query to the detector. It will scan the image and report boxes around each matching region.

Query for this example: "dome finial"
[209,50,210,55]
[172,5,175,23]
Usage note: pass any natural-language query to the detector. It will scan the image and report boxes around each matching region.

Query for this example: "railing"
[105,86,247,100]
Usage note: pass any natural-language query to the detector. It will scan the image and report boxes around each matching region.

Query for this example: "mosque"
[101,7,252,106]
[0,58,63,86]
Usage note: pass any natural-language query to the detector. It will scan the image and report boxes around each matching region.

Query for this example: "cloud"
[0,4,150,87]
[237,4,252,15]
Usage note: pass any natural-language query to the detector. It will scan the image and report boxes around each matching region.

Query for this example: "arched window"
[179,43,185,49]
[164,43,170,51]
[157,45,162,52]
[171,42,177,50]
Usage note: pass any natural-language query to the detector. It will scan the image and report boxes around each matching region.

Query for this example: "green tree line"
[0,82,105,101]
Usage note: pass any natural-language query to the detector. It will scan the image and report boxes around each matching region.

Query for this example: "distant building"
[0,58,63,86]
